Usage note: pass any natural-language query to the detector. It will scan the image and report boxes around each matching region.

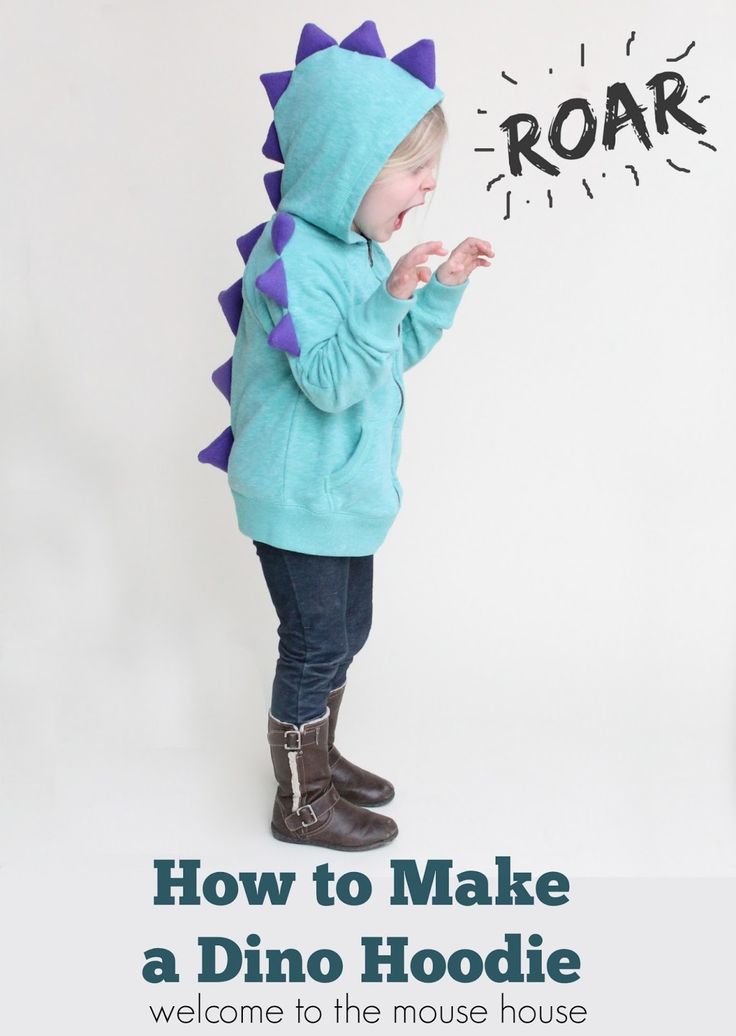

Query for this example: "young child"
[200,20,492,850]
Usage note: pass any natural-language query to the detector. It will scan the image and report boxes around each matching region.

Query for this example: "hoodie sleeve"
[400,271,470,373]
[274,248,415,413]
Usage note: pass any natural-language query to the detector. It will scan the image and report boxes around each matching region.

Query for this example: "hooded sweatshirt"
[199,20,470,556]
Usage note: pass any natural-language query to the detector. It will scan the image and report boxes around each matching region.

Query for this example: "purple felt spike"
[236,222,266,263]
[262,121,284,163]
[260,71,292,110]
[264,170,282,210]
[255,259,288,310]
[198,426,234,471]
[268,312,300,357]
[391,39,436,89]
[296,23,337,64]
[218,279,243,335]
[271,212,295,255]
[340,20,385,58]
[212,357,232,402]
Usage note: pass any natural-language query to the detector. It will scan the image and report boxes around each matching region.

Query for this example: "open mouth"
[393,202,422,230]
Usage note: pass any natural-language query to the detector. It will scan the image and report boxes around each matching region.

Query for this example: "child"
[200,20,493,850]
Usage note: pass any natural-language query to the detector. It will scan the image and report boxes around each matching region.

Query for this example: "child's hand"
[435,237,494,286]
[386,241,450,300]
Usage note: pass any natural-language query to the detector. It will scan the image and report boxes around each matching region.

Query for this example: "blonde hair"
[377,103,447,182]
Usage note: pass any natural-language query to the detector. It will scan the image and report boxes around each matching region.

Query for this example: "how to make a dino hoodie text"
[200,20,470,556]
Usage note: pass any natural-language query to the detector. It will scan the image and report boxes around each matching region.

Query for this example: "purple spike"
[271,211,295,255]
[264,170,282,210]
[255,259,288,310]
[340,20,385,58]
[218,279,243,335]
[198,426,234,471]
[296,23,337,64]
[212,357,232,402]
[260,71,292,110]
[391,39,436,89]
[262,121,283,163]
[268,312,300,357]
[236,222,266,263]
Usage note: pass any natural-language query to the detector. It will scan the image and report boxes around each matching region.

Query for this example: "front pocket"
[326,426,372,489]
[325,425,399,518]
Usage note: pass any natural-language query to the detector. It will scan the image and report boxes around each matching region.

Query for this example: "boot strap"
[267,726,321,750]
[284,784,340,832]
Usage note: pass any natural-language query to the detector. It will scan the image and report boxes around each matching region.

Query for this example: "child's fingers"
[404,241,448,262]
[455,237,494,257]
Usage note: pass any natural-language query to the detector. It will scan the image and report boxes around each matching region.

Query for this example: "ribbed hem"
[233,492,394,556]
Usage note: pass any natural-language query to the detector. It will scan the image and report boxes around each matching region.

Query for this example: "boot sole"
[270,823,398,851]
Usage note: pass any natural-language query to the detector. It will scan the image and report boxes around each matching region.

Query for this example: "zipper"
[393,325,404,507]
[362,234,402,413]
[395,326,404,413]
[361,235,402,505]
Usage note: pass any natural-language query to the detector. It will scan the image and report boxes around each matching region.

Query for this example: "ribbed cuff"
[371,277,417,319]
[414,271,470,326]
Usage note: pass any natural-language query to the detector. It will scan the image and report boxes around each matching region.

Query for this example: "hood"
[261,20,444,245]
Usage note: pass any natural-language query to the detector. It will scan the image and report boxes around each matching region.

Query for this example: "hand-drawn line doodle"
[667,41,695,62]
[484,33,713,217]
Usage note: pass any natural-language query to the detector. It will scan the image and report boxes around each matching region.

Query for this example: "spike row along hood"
[199,20,470,556]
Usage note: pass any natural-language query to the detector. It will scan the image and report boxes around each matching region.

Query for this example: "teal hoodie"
[199,20,469,556]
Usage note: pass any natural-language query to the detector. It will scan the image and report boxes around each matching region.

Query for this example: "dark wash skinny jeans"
[253,541,373,726]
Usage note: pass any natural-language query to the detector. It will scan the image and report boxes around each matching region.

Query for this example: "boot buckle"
[283,729,302,750]
[296,803,318,827]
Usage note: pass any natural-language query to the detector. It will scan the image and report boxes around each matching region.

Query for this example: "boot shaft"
[268,710,332,805]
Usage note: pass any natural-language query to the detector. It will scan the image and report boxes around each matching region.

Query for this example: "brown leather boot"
[268,709,398,850]
[326,684,395,807]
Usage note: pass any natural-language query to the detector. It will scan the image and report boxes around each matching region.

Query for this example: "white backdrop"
[2,1,735,1031]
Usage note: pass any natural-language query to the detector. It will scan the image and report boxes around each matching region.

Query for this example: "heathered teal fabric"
[227,39,470,556]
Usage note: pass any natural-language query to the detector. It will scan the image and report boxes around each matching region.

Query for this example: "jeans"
[253,540,374,726]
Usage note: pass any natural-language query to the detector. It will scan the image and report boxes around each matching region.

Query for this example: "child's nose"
[422,171,437,192]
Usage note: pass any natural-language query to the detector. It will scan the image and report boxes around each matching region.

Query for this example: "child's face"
[351,159,438,243]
